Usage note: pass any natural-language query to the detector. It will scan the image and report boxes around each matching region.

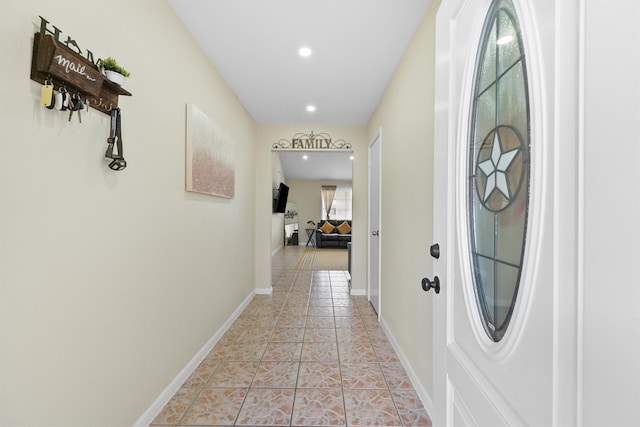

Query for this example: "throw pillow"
[319,221,336,234]
[336,221,351,235]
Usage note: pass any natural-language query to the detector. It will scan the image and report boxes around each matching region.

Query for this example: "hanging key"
[75,96,84,123]
[68,99,75,122]
[67,95,84,123]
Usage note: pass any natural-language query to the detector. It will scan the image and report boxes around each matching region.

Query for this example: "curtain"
[321,185,337,220]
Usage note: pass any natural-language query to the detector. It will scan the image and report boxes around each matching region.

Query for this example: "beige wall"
[270,152,286,255]
[255,125,368,292]
[1,0,443,424]
[287,179,353,237]
[367,0,440,403]
[0,1,256,425]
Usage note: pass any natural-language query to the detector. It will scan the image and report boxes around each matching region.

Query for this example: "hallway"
[150,246,431,426]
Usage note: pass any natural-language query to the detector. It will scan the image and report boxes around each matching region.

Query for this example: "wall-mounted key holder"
[30,32,132,115]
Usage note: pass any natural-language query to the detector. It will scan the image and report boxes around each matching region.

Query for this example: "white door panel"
[433,0,562,425]
[435,0,640,425]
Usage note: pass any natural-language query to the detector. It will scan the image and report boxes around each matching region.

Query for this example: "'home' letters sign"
[33,16,106,97]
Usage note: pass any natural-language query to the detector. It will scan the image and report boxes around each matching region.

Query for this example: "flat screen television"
[273,182,289,213]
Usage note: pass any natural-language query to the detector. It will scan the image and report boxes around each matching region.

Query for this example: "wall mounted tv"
[273,182,289,213]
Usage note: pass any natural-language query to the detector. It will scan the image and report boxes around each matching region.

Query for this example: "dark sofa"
[315,220,352,248]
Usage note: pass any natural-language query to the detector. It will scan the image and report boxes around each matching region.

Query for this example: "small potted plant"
[98,56,130,86]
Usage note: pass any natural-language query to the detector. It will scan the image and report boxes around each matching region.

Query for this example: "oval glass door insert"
[467,0,531,342]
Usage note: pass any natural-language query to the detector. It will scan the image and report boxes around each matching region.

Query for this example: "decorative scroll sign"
[272,131,352,150]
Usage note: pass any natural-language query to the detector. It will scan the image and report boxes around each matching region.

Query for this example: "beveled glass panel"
[497,10,522,75]
[496,168,528,265]
[475,256,496,325]
[473,86,497,167]
[497,63,527,133]
[479,20,498,93]
[471,198,495,258]
[494,263,519,333]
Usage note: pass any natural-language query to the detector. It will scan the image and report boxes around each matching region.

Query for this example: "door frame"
[367,128,382,315]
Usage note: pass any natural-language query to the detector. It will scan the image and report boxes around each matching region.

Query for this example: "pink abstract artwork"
[186,104,235,198]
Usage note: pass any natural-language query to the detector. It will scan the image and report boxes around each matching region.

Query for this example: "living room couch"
[315,220,352,249]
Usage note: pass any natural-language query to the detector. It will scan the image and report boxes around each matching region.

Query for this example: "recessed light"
[350,156,354,160]
[306,105,316,112]
[302,155,309,160]
[299,46,312,57]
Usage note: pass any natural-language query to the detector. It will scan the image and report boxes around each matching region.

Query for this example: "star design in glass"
[478,131,520,202]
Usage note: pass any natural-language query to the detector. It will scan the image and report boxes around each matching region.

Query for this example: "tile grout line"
[334,272,350,427]
[162,247,424,426]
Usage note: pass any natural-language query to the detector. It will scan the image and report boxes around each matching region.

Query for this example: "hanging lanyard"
[105,108,126,171]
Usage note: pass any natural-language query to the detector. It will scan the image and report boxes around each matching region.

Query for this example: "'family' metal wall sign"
[273,131,352,150]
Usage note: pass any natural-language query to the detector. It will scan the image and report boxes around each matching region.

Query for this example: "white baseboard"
[134,290,434,426]
[133,291,255,427]
[379,316,434,419]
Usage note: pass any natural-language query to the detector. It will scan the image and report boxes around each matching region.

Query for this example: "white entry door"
[368,130,381,314]
[431,0,581,425]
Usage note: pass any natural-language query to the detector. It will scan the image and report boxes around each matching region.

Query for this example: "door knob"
[430,243,440,259]
[421,276,440,294]
[372,230,379,236]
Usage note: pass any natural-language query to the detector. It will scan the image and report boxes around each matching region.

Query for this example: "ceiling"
[168,0,432,179]
[277,151,354,181]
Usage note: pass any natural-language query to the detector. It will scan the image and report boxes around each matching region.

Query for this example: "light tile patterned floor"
[150,246,431,426]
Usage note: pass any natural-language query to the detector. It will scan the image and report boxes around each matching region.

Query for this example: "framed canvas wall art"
[185,104,235,198]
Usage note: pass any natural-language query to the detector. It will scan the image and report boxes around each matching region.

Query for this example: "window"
[467,0,530,342]
[321,186,352,220]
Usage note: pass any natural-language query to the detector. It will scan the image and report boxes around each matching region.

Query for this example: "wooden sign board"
[34,33,103,97]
